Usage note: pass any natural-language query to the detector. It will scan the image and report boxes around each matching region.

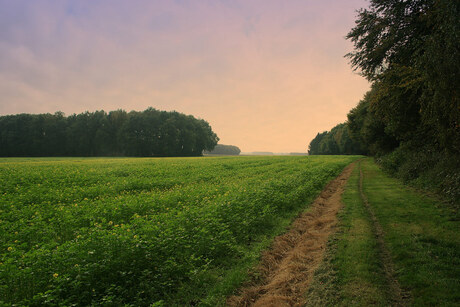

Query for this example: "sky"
[0,0,370,153]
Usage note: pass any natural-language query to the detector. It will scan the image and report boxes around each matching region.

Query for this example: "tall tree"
[346,0,459,153]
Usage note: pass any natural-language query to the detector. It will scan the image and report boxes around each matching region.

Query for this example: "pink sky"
[0,0,369,152]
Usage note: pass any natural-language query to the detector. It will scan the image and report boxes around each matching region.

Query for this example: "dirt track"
[228,163,355,307]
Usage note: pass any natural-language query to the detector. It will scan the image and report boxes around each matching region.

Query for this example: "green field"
[0,156,358,306]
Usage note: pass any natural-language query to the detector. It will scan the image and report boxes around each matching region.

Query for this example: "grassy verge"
[308,158,460,306]
[361,158,460,306]
[306,161,389,306]
[378,145,460,206]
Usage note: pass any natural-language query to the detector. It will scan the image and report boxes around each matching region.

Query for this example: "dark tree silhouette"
[204,144,241,155]
[0,108,218,157]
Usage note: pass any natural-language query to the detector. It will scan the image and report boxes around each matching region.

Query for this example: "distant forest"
[308,0,459,202]
[204,144,241,155]
[308,123,365,155]
[0,108,219,157]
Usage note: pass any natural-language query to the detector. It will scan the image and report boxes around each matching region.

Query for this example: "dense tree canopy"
[347,87,400,156]
[204,144,241,155]
[346,0,459,154]
[308,123,365,155]
[0,108,219,157]
[307,0,459,202]
[311,0,458,157]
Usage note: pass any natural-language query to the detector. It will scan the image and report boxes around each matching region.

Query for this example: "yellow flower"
[7,247,12,252]
[108,221,113,225]
[53,273,59,278]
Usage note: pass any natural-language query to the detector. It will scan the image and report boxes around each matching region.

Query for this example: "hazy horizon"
[0,0,370,153]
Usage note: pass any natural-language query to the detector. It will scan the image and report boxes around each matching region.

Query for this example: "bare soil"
[228,163,355,307]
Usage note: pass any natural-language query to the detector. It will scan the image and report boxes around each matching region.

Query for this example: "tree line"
[204,144,241,155]
[309,0,459,202]
[0,108,219,157]
[308,123,365,155]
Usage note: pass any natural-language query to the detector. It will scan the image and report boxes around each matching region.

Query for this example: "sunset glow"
[0,0,370,152]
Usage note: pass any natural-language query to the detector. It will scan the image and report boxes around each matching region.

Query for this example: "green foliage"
[343,0,459,201]
[307,163,389,306]
[204,144,241,155]
[0,108,219,157]
[0,155,358,306]
[361,159,460,305]
[346,0,459,155]
[378,145,460,205]
[419,0,460,153]
[347,87,399,156]
[309,159,460,305]
[346,0,433,81]
[308,123,366,155]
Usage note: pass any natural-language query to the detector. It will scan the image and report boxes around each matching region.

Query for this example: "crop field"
[0,155,358,306]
